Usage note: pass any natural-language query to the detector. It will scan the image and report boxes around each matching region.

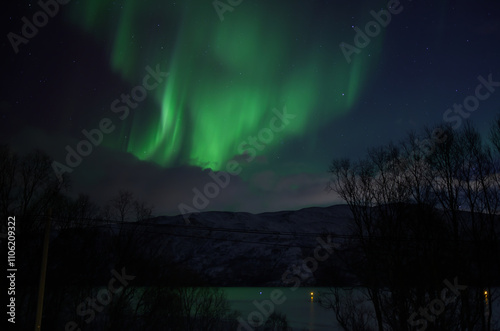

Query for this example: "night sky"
[2,0,500,216]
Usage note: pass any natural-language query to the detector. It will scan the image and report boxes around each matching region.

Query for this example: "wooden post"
[34,211,51,330]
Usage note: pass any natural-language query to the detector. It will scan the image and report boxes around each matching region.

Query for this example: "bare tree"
[133,199,153,222]
[0,146,68,231]
[105,189,154,223]
[319,288,375,331]
[326,121,498,330]
[110,189,135,222]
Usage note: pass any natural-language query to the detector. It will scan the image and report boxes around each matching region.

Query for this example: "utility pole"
[35,210,51,331]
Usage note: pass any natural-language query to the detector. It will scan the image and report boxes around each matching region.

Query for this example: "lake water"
[224,287,339,330]
[224,287,500,331]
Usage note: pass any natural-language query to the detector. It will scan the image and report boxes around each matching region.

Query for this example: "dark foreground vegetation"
[320,119,500,330]
[2,118,500,330]
[0,144,294,330]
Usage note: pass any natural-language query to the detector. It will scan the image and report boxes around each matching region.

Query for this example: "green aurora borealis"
[68,0,384,172]
[4,0,500,215]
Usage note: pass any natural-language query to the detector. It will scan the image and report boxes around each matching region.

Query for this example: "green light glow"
[68,0,383,171]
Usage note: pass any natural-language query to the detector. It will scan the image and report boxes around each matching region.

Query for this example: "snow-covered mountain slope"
[134,204,354,286]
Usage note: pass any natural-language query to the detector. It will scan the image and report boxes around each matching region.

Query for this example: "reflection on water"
[224,287,338,331]
[308,295,315,330]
